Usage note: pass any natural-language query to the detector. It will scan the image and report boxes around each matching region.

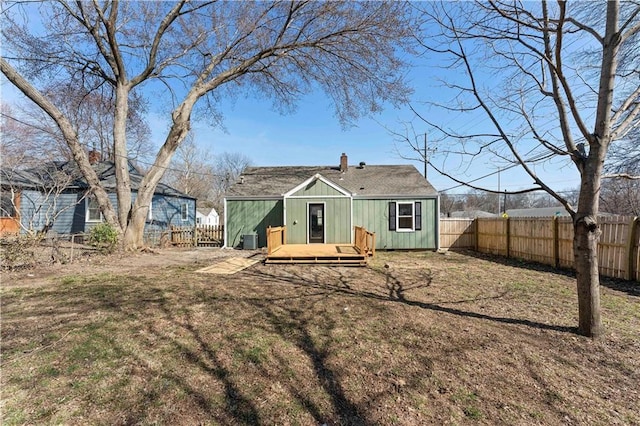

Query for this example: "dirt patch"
[1,249,639,425]
[2,247,261,288]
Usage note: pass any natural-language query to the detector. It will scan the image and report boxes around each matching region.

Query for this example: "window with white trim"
[147,199,153,221]
[181,203,188,221]
[86,196,103,222]
[388,201,422,232]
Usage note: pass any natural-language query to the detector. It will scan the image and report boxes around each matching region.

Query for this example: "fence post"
[505,217,511,258]
[625,217,638,281]
[70,234,75,263]
[193,224,198,247]
[553,216,560,268]
[474,219,479,252]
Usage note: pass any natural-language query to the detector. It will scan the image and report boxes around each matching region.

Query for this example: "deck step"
[265,256,367,266]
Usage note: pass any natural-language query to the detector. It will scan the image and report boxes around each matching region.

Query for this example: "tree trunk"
[113,84,132,230]
[573,216,603,338]
[120,101,195,250]
[573,139,606,338]
[122,204,147,249]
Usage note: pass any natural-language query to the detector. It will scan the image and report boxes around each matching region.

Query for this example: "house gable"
[284,174,351,198]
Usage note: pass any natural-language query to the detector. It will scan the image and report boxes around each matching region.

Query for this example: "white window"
[147,199,153,221]
[181,203,188,221]
[86,196,103,222]
[397,202,414,231]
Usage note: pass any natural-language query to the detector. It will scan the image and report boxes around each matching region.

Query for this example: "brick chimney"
[340,152,348,172]
[88,150,101,164]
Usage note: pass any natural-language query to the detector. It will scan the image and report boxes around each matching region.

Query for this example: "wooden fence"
[440,216,640,281]
[170,225,224,248]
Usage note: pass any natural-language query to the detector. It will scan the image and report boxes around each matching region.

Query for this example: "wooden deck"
[265,244,368,265]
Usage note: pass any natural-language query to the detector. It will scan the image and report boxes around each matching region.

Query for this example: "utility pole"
[424,133,428,179]
[503,190,507,214]
[497,169,501,214]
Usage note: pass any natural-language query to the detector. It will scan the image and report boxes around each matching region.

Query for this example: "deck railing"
[266,225,374,257]
[354,226,375,256]
[267,226,286,255]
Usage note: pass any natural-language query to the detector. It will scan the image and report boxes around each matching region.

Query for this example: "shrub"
[88,223,119,253]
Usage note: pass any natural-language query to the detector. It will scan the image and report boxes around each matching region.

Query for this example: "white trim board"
[283,173,351,197]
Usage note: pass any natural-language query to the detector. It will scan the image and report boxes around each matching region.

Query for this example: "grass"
[1,249,639,425]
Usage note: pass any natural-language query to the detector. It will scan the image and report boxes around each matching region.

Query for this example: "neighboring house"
[196,207,220,226]
[505,206,571,217]
[0,159,196,236]
[446,210,497,219]
[224,153,439,250]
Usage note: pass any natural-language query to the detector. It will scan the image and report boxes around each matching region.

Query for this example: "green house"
[224,153,439,250]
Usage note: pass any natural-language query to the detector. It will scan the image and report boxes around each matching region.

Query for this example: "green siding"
[290,179,343,197]
[285,197,351,244]
[353,198,437,249]
[226,199,283,248]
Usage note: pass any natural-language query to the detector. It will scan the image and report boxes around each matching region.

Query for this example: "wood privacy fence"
[170,225,224,248]
[440,216,640,281]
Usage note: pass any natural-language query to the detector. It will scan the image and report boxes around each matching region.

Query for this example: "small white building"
[196,207,220,226]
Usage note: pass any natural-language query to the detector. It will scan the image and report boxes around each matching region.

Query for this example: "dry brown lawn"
[1,248,639,425]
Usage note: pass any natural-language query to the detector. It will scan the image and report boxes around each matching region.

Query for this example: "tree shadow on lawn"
[250,299,372,426]
[245,265,578,336]
[232,265,580,424]
[1,277,262,426]
[152,301,262,425]
[452,249,640,297]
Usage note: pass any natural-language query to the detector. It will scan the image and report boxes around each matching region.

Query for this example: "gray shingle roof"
[226,164,437,198]
[1,161,194,199]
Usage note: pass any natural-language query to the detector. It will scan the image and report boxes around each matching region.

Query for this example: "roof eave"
[352,194,439,200]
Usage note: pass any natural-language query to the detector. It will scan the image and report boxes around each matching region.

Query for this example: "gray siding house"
[224,153,439,250]
[0,160,196,236]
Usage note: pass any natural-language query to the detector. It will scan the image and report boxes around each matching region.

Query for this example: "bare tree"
[1,1,416,249]
[402,1,640,337]
[600,171,640,215]
[605,125,640,179]
[0,103,60,165]
[163,133,217,201]
[3,85,152,164]
[211,152,253,212]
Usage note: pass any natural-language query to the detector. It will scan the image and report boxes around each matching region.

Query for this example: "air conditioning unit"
[242,233,258,250]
